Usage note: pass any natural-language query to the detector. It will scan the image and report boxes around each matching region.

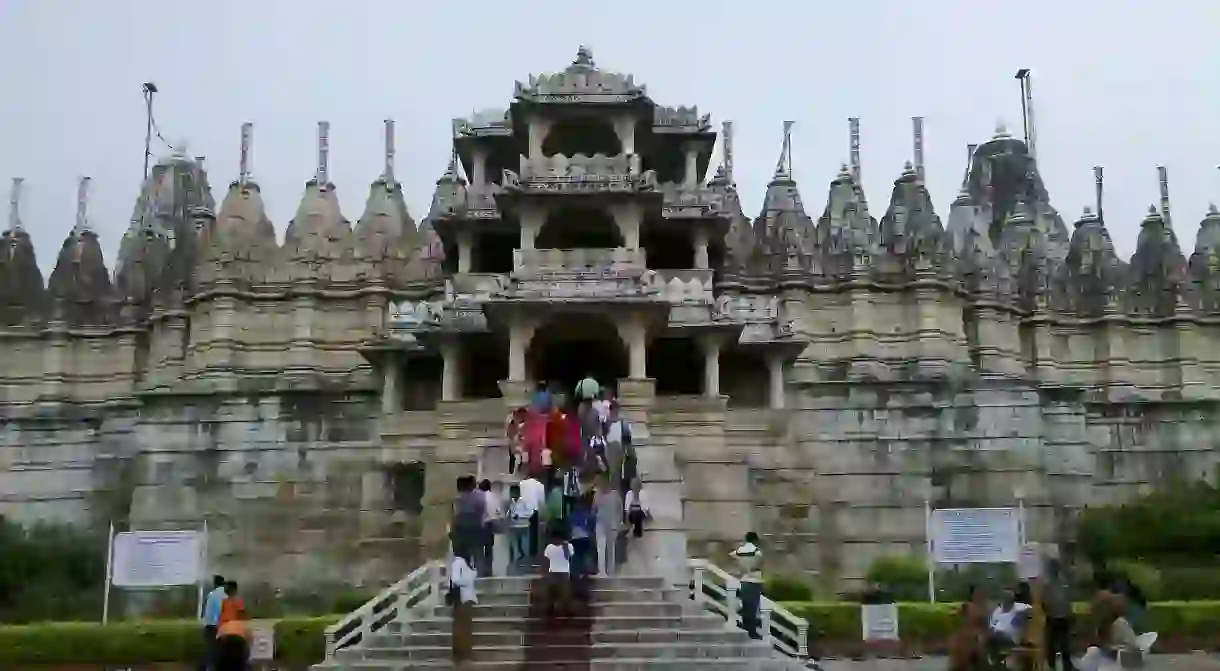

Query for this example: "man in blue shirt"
[199,574,226,671]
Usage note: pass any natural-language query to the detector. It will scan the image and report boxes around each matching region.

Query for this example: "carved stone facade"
[2,48,1219,589]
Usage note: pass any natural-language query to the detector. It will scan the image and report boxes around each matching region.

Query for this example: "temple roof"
[1053,207,1126,317]
[877,162,946,277]
[1187,204,1220,312]
[815,165,878,279]
[116,149,214,279]
[1126,205,1186,316]
[513,46,650,104]
[196,180,278,287]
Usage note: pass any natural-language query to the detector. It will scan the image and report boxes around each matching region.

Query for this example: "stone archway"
[528,313,628,398]
[536,205,624,250]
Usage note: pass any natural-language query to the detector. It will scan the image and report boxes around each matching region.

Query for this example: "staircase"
[316,561,809,670]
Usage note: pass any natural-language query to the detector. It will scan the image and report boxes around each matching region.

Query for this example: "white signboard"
[249,620,276,661]
[111,530,203,587]
[861,603,900,641]
[1018,543,1043,580]
[930,507,1021,564]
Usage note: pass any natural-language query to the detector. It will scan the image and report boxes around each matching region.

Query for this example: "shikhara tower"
[1,47,1218,588]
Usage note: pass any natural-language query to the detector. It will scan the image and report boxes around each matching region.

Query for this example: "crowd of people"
[948,561,1152,671]
[446,374,652,666]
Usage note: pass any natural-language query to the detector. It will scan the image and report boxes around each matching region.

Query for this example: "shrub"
[0,616,340,666]
[865,555,927,601]
[0,518,107,623]
[764,574,814,601]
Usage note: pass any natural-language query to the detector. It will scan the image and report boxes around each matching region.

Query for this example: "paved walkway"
[816,654,1220,671]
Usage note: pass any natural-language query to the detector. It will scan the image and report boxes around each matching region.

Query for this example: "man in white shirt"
[543,528,575,617]
[198,574,227,671]
[623,478,650,538]
[989,586,1032,644]
[518,474,545,558]
[731,532,765,640]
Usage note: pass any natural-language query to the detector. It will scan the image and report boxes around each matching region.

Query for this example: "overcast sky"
[1,0,1217,272]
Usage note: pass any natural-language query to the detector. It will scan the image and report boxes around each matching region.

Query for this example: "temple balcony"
[512,246,645,275]
[656,269,714,304]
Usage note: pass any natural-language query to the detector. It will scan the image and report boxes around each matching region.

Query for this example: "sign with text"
[249,620,276,661]
[1018,543,1043,580]
[929,507,1020,564]
[111,530,203,587]
[861,603,900,641]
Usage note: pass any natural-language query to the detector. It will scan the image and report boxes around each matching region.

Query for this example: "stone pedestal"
[617,378,687,585]
[498,379,532,410]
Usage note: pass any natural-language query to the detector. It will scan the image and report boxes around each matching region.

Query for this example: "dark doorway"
[537,206,623,250]
[528,314,627,398]
[648,337,701,395]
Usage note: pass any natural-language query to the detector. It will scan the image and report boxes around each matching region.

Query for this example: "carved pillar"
[767,353,786,409]
[528,117,553,158]
[612,203,641,250]
[507,318,536,382]
[456,230,473,274]
[683,143,699,189]
[617,315,647,379]
[471,148,486,186]
[381,358,401,414]
[519,204,543,250]
[702,334,721,398]
[612,115,636,155]
[289,293,317,371]
[441,341,461,401]
[694,227,710,270]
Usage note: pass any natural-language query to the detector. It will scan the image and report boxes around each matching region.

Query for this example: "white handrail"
[687,558,809,659]
[324,560,444,657]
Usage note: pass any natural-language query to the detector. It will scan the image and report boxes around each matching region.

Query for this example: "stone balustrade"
[513,247,646,274]
[447,273,505,301]
[656,269,714,303]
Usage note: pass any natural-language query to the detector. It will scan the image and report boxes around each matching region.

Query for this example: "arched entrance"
[528,313,627,398]
[536,205,624,250]
[542,118,622,157]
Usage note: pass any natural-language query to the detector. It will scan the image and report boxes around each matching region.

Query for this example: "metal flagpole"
[197,519,209,619]
[924,497,936,603]
[101,521,116,623]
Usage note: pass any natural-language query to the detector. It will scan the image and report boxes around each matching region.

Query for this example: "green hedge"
[0,616,339,666]
[781,601,1220,653]
[4,602,1220,664]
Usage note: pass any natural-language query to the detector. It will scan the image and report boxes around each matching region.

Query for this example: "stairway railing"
[688,558,809,658]
[323,560,444,657]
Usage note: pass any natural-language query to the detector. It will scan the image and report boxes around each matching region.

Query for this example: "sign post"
[102,526,207,623]
[924,505,1024,602]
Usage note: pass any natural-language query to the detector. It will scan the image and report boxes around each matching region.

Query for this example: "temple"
[2,47,1219,590]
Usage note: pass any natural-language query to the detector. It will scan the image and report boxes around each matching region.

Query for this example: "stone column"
[767,353,786,410]
[456,230,473,274]
[528,117,553,158]
[694,227,710,270]
[507,318,536,383]
[472,148,486,186]
[613,115,636,155]
[617,316,647,379]
[441,341,461,401]
[612,203,641,250]
[381,358,401,414]
[519,204,543,250]
[683,143,699,189]
[702,335,721,398]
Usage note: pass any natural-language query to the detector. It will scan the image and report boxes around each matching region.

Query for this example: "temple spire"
[74,176,91,234]
[1094,166,1105,224]
[721,120,734,185]
[774,120,795,180]
[849,117,861,183]
[1158,165,1173,230]
[384,118,396,182]
[238,122,253,188]
[8,177,22,232]
[316,121,330,186]
[912,116,925,182]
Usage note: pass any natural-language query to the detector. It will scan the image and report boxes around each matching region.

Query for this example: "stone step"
[462,586,682,605]
[401,614,727,634]
[340,641,771,663]
[472,575,669,592]
[376,627,759,648]
[314,659,796,670]
[429,601,687,619]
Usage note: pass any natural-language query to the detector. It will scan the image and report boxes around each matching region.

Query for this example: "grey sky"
[1,0,1217,271]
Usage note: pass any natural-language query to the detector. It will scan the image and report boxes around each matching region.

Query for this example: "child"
[543,528,575,617]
